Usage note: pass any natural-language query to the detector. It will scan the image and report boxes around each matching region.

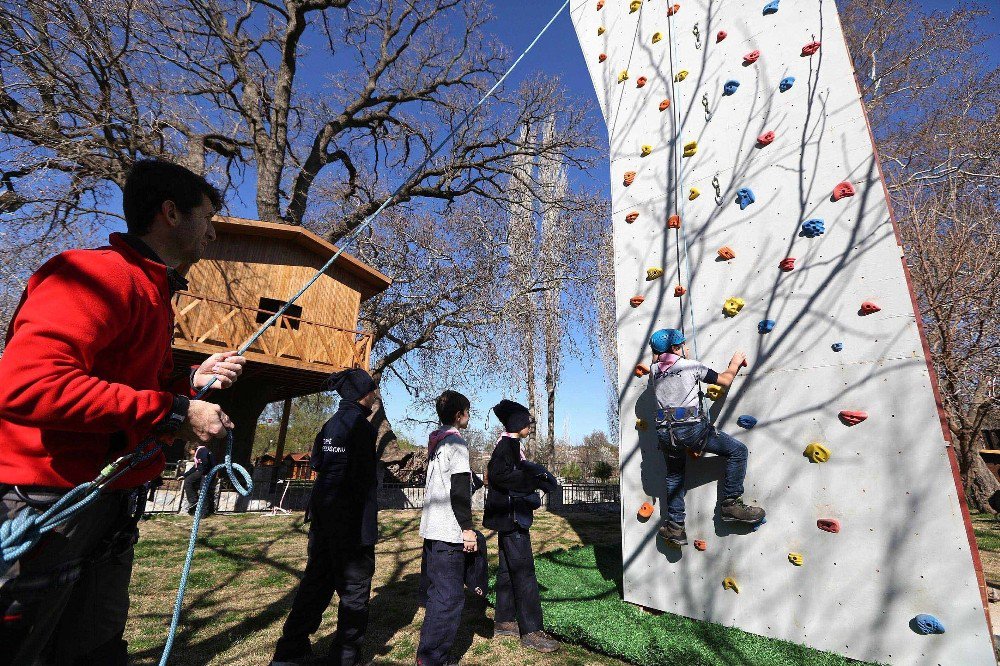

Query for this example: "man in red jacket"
[0,159,247,665]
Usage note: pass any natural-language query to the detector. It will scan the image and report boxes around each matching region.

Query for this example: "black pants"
[416,540,466,666]
[494,528,543,635]
[0,487,141,666]
[274,529,375,666]
[182,472,215,515]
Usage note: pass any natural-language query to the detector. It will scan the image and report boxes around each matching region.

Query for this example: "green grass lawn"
[971,512,1000,586]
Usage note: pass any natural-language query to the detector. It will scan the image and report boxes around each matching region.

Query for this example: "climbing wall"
[569,1,996,664]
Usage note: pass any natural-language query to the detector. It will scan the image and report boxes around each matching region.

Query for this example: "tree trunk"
[544,361,556,467]
[965,449,1000,514]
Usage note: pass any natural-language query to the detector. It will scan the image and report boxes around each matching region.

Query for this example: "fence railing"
[560,482,621,505]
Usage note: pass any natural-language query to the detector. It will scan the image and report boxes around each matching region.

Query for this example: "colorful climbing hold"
[831,343,844,353]
[629,295,645,307]
[737,415,758,429]
[626,211,639,223]
[779,76,795,92]
[682,141,697,157]
[723,80,740,96]
[596,0,604,8]
[763,0,780,14]
[717,245,736,260]
[634,363,650,377]
[743,50,761,64]
[756,131,775,146]
[636,76,648,88]
[752,517,767,532]
[832,181,856,201]
[618,70,629,83]
[646,267,663,280]
[722,577,739,593]
[693,539,707,551]
[659,98,671,111]
[912,614,946,635]
[735,188,755,210]
[667,214,681,229]
[716,30,727,42]
[674,285,686,297]
[860,301,881,315]
[706,384,724,400]
[788,552,804,566]
[637,501,654,519]
[839,410,869,426]
[667,3,680,16]
[817,518,841,533]
[779,257,795,272]
[757,319,775,334]
[652,32,662,43]
[598,26,605,35]
[801,219,825,237]
[801,41,822,56]
[624,171,636,186]
[722,297,745,317]
[688,187,700,200]
[804,442,831,463]
[674,70,688,82]
[640,144,652,156]
[598,53,608,63]
[635,418,649,431]
[629,0,640,13]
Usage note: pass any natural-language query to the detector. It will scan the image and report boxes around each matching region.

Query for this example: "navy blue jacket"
[309,400,379,546]
[483,436,558,532]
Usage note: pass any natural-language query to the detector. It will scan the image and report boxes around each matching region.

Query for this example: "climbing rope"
[0,2,571,662]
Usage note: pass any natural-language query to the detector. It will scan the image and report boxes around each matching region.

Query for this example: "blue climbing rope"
[1,2,570,662]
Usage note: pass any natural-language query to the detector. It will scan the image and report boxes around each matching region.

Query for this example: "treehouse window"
[257,297,303,330]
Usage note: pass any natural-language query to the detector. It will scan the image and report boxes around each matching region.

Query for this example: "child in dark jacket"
[483,399,560,654]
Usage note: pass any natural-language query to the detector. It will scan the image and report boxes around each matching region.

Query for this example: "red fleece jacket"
[0,234,192,488]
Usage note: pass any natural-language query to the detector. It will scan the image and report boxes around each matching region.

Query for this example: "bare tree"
[593,225,620,440]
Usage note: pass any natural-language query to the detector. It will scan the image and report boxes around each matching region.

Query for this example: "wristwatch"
[154,395,190,434]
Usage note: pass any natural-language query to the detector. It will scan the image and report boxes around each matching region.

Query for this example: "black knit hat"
[326,368,376,402]
[492,399,534,433]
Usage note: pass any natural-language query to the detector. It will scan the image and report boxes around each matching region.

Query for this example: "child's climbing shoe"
[521,631,561,653]
[658,520,688,546]
[493,621,519,638]
[720,497,766,524]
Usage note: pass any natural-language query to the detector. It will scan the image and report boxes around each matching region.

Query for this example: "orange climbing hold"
[716,30,727,42]
[717,246,736,260]
[636,76,648,88]
[674,285,686,297]
[629,295,645,307]
[637,502,655,519]
[693,539,707,551]
[635,363,651,377]
[626,211,639,223]
[860,301,881,315]
[839,410,869,426]
[623,171,636,186]
[757,131,775,146]
[743,50,761,64]
[779,257,795,271]
[667,3,680,16]
[833,181,856,200]
[598,53,607,63]
[801,41,822,56]
[659,99,671,111]
[596,0,604,8]
[667,214,681,229]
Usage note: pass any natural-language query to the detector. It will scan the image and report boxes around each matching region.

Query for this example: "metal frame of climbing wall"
[569,0,996,663]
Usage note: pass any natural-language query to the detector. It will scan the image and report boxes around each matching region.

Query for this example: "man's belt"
[656,406,702,423]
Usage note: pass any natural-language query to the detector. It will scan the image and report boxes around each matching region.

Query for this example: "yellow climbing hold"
[706,384,724,400]
[618,70,629,83]
[674,70,689,82]
[682,141,697,157]
[804,442,831,463]
[689,187,700,200]
[722,297,745,317]
[646,267,664,281]
[641,144,652,157]
[652,32,662,43]
[788,552,804,566]
[598,26,606,35]
[723,577,739,593]
[636,418,649,431]
[629,0,641,12]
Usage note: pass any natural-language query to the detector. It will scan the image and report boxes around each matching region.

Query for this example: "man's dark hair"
[122,159,223,235]
[436,390,471,426]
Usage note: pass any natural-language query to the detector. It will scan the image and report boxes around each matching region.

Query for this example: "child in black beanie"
[483,399,560,654]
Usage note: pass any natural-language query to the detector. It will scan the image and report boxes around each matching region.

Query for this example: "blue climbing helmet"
[650,328,685,354]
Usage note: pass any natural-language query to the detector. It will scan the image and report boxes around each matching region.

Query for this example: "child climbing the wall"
[649,328,765,546]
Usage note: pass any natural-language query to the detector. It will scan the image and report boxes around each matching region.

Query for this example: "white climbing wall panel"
[569,1,996,664]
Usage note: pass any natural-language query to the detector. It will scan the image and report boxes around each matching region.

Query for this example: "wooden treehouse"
[171,217,390,466]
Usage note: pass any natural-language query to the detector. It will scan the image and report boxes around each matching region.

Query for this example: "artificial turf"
[525,544,881,666]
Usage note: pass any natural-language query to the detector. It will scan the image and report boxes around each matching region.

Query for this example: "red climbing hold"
[694,539,707,551]
[716,30,727,42]
[598,53,607,63]
[802,41,821,56]
[832,181,856,201]
[674,285,686,297]
[757,131,775,146]
[743,50,761,64]
[817,519,841,533]
[629,295,645,307]
[635,364,650,377]
[659,99,671,111]
[839,410,869,426]
[623,171,636,186]
[667,3,680,16]
[667,214,681,229]
[860,301,881,315]
[626,211,639,223]
[596,0,604,9]
[779,257,795,272]
[636,76,648,88]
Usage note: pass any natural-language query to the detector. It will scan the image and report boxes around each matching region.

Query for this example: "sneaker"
[493,621,519,638]
[657,520,687,546]
[720,497,765,524]
[520,631,560,653]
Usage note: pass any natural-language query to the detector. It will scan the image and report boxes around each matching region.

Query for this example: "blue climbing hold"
[736,188,756,210]
[752,517,767,532]
[831,342,844,352]
[723,80,740,96]
[737,415,758,429]
[801,218,825,237]
[779,76,795,92]
[912,614,946,635]
[758,319,775,334]
[763,0,779,14]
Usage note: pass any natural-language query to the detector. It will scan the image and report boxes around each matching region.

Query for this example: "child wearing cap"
[483,400,560,653]
[648,329,765,547]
